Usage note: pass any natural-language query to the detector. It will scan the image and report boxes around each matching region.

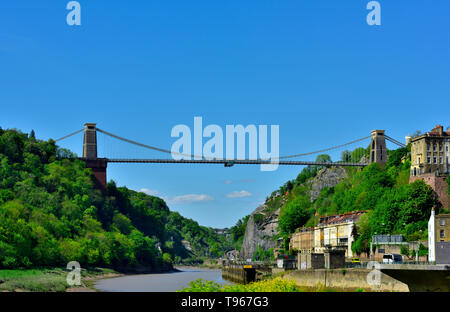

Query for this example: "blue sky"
[1,1,449,228]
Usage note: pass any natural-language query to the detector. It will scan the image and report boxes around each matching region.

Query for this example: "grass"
[0,267,118,292]
[0,268,68,292]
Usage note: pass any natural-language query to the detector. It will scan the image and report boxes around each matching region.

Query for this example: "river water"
[94,267,230,292]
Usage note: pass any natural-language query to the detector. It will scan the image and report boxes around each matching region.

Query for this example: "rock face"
[240,204,280,260]
[240,166,349,260]
[309,167,348,201]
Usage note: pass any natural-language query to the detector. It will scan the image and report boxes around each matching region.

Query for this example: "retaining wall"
[285,268,409,292]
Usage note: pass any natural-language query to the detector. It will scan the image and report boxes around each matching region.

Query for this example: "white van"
[382,253,402,264]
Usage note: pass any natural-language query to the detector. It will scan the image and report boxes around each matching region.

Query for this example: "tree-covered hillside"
[0,127,230,270]
[261,146,437,255]
[229,215,250,251]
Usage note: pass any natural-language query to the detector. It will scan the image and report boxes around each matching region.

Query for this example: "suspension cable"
[54,129,84,142]
[53,127,408,164]
[277,135,371,159]
[96,128,209,159]
[97,128,372,161]
[385,135,406,147]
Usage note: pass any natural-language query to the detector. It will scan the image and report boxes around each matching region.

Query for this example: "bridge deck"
[106,159,368,167]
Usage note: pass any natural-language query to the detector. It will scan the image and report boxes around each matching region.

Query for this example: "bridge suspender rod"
[385,135,406,148]
[97,128,372,161]
[277,135,372,159]
[54,129,84,142]
[96,127,209,160]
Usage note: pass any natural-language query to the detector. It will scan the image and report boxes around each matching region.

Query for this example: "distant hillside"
[0,127,231,270]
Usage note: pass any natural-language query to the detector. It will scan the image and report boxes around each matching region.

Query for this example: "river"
[94,267,230,292]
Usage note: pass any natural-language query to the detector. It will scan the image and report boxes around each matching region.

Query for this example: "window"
[433,156,437,164]
[439,145,443,152]
[440,157,443,164]
[440,219,445,226]
[440,230,445,238]
[418,157,421,164]
[427,157,431,164]
[427,144,430,151]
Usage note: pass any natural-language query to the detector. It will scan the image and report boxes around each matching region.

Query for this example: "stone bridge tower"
[370,130,387,164]
[82,123,107,191]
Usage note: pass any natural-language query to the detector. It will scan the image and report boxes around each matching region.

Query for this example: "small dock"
[221,261,273,284]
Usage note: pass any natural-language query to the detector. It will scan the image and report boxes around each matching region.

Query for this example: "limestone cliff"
[308,167,348,201]
[240,204,280,260]
[240,166,348,259]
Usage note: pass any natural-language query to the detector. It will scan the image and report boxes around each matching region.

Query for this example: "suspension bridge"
[54,123,406,190]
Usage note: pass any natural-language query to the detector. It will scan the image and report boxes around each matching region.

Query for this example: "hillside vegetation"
[258,147,437,255]
[0,127,230,270]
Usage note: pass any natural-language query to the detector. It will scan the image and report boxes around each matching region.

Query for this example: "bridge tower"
[370,130,387,164]
[83,123,98,159]
[82,123,107,191]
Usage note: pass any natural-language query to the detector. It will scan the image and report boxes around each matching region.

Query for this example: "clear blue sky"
[1,1,449,228]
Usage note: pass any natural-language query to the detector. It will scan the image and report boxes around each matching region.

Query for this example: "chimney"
[405,135,412,145]
[431,125,443,135]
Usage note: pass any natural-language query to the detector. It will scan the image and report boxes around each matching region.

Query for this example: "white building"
[428,209,436,262]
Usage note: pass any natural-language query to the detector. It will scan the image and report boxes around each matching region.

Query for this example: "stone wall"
[285,269,409,292]
[410,173,449,208]
[298,253,325,269]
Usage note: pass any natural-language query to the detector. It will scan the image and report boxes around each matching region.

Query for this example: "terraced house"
[409,125,450,209]
[289,211,366,259]
[410,125,450,176]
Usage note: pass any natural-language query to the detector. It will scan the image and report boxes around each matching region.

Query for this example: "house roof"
[317,211,366,226]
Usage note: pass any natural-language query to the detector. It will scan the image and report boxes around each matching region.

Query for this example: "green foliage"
[341,150,351,162]
[0,268,69,292]
[400,245,411,258]
[272,144,435,257]
[253,213,265,225]
[178,277,302,292]
[447,176,450,196]
[253,246,274,261]
[0,127,230,270]
[166,211,231,258]
[418,243,428,257]
[230,216,249,244]
[279,196,313,235]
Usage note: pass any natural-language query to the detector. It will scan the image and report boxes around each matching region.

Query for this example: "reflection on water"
[94,267,231,292]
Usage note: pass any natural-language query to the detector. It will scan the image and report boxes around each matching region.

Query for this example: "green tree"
[279,196,312,235]
[341,150,351,162]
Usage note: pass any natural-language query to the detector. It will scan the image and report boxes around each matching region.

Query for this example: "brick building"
[410,125,449,176]
[409,125,449,209]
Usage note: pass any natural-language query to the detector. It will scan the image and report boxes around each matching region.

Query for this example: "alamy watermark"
[367,1,381,26]
[66,1,81,26]
[170,117,280,171]
[65,1,380,27]
[66,261,81,286]
[366,261,382,286]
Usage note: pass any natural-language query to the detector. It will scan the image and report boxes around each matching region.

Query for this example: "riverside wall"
[285,268,409,292]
